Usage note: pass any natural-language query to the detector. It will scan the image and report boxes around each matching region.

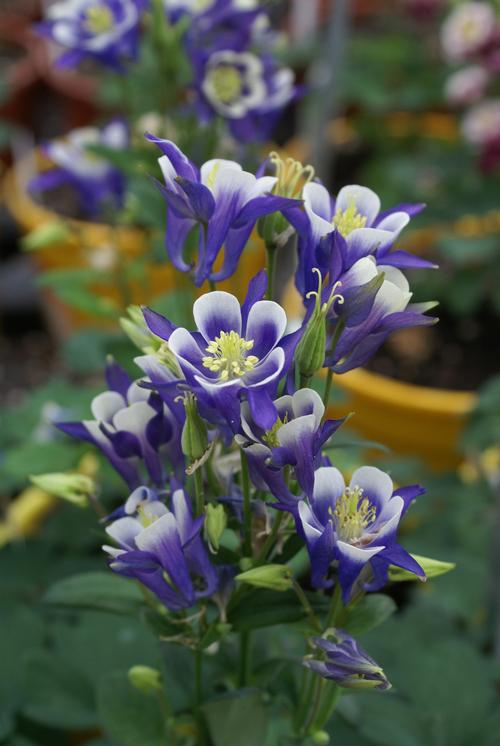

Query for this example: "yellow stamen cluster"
[208,65,243,104]
[269,151,315,198]
[84,5,113,34]
[137,505,160,529]
[333,201,367,237]
[202,331,259,381]
[331,486,376,543]
[262,414,289,448]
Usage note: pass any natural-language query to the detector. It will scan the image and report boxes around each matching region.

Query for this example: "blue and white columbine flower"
[323,256,437,373]
[297,466,425,601]
[29,121,128,218]
[57,359,183,489]
[191,48,295,142]
[104,487,218,611]
[236,387,344,501]
[143,280,301,431]
[37,0,144,69]
[287,182,432,297]
[147,136,299,285]
[304,631,391,690]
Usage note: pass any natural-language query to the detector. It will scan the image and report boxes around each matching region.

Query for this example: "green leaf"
[98,672,168,746]
[203,690,269,746]
[229,589,325,632]
[43,572,145,615]
[341,594,397,636]
[21,649,96,729]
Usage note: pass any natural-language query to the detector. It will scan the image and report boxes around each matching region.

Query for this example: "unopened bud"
[21,221,70,251]
[120,305,162,354]
[128,665,162,694]
[388,553,454,582]
[312,731,330,745]
[30,472,94,508]
[205,503,227,552]
[181,392,208,463]
[236,564,293,592]
[296,269,344,379]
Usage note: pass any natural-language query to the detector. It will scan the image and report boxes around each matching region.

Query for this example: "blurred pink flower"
[462,98,500,144]
[441,2,496,62]
[445,65,490,105]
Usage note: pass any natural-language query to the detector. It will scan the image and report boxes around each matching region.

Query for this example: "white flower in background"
[441,2,496,61]
[445,65,490,105]
[462,98,500,144]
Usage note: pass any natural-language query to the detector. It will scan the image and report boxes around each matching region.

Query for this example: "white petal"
[313,466,345,504]
[336,185,380,226]
[193,291,242,340]
[291,388,324,428]
[91,391,125,422]
[350,466,393,506]
[105,516,142,551]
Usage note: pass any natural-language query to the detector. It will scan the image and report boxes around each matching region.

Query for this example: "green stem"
[312,682,341,732]
[292,581,322,632]
[301,676,325,738]
[293,668,314,733]
[299,373,312,389]
[208,279,216,292]
[266,244,277,300]
[322,368,333,410]
[240,450,252,557]
[253,511,285,567]
[194,468,204,517]
[194,648,207,745]
[238,630,252,687]
[325,583,343,629]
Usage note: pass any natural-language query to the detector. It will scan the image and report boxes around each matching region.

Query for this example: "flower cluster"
[52,138,447,737]
[441,1,500,170]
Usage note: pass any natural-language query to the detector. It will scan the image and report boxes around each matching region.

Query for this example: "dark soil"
[366,309,500,391]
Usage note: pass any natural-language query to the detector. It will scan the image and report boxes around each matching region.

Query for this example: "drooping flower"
[304,631,391,690]
[29,121,128,218]
[440,2,496,62]
[287,182,430,297]
[142,276,301,431]
[236,387,344,501]
[297,466,425,601]
[147,135,300,285]
[57,359,184,489]
[322,256,437,374]
[190,47,296,142]
[37,0,144,69]
[104,487,218,611]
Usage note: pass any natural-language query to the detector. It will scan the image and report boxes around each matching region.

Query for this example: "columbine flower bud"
[120,305,162,354]
[295,268,344,380]
[388,553,454,582]
[30,473,94,508]
[259,151,314,247]
[235,564,293,592]
[205,503,227,552]
[312,731,330,745]
[128,665,162,694]
[181,392,208,464]
[304,631,391,691]
[21,221,70,252]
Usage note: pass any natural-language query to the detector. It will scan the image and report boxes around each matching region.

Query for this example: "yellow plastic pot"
[3,152,265,337]
[282,281,475,472]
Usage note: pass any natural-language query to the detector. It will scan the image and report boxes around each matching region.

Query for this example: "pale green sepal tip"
[388,553,455,582]
[235,564,293,592]
[30,473,94,508]
[128,665,162,694]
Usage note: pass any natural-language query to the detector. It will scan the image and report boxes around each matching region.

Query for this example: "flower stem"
[238,630,252,687]
[293,580,322,632]
[253,511,285,567]
[208,279,216,292]
[266,244,277,300]
[194,647,207,745]
[194,468,204,517]
[300,373,312,389]
[322,368,333,409]
[325,583,343,629]
[240,450,252,557]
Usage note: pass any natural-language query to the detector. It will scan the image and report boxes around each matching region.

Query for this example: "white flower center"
[331,486,376,543]
[202,330,259,381]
